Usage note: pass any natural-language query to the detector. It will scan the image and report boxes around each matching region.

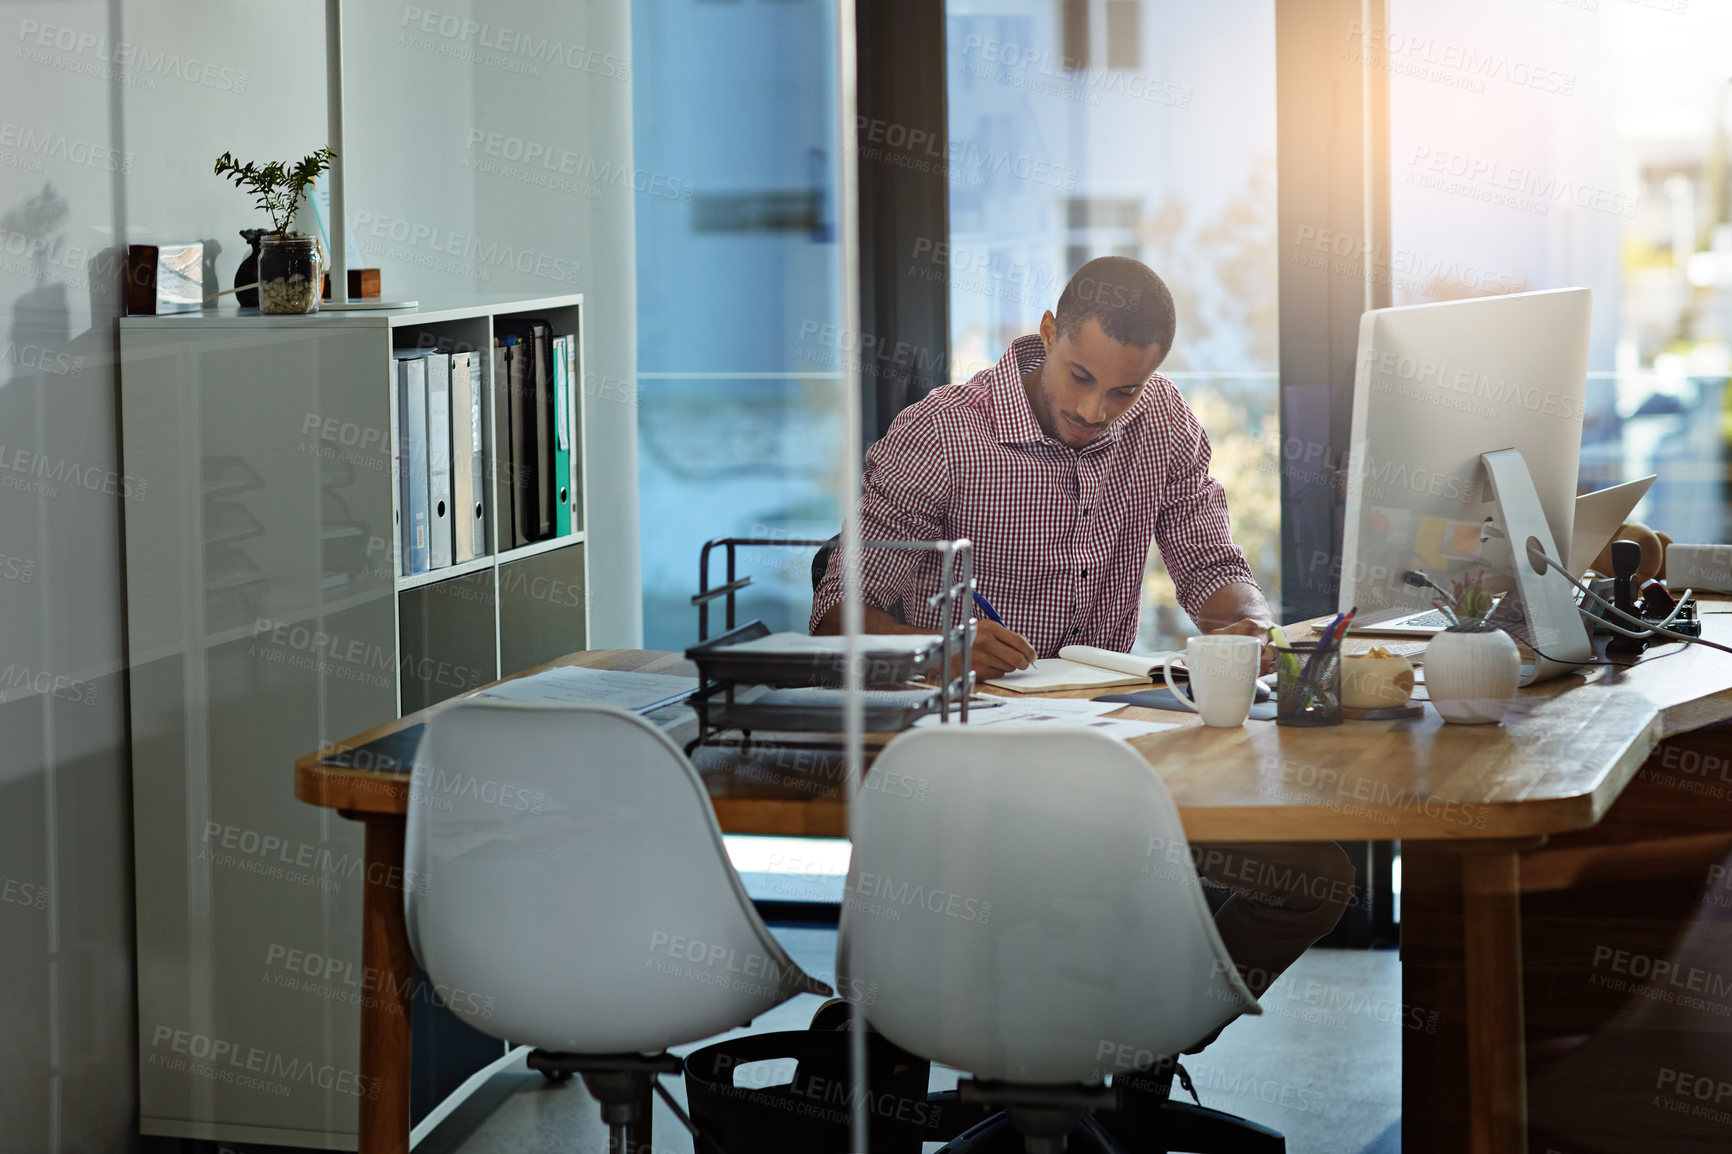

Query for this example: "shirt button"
[1080,568,1088,578]
[1082,508,1090,517]
[1072,628,1081,635]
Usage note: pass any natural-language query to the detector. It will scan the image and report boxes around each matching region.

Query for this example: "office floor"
[419,929,1401,1154]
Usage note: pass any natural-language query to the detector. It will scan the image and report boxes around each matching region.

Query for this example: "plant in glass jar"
[1422,569,1521,725]
[214,148,334,314]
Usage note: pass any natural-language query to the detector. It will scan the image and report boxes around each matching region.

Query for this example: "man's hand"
[1208,617,1276,675]
[1195,581,1278,676]
[970,619,1036,681]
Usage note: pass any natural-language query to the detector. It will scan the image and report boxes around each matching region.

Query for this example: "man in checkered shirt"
[813,257,1354,1048]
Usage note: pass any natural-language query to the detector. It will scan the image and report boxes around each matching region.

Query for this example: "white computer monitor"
[1338,287,1595,681]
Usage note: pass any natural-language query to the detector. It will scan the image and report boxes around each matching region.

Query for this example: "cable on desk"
[1523,639,1689,671]
[1526,543,1732,658]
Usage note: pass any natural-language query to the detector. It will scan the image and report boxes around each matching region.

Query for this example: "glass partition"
[1385,4,1732,1150]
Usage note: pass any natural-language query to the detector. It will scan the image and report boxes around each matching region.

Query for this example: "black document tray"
[686,621,944,688]
[322,723,425,773]
[711,687,939,733]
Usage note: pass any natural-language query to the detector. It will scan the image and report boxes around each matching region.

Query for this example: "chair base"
[527,1049,684,1154]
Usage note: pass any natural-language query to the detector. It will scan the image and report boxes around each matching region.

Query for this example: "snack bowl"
[1341,649,1415,709]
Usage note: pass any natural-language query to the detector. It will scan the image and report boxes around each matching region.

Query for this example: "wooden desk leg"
[357,813,413,1154]
[1463,849,1528,1154]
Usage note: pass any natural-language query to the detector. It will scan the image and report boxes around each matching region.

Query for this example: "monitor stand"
[1479,448,1593,685]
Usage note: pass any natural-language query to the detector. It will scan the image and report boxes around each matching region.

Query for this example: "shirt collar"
[989,333,1154,451]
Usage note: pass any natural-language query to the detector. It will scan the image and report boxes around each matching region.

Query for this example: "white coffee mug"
[1162,635,1262,727]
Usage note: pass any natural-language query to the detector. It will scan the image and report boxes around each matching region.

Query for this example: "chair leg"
[525,1050,681,1154]
[578,1069,655,1154]
[612,1101,650,1154]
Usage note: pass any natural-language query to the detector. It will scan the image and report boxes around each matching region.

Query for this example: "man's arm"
[809,414,1033,679]
[1194,581,1277,674]
[1150,389,1273,668]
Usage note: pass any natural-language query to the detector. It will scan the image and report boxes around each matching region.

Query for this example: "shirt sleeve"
[809,411,952,633]
[1152,389,1258,619]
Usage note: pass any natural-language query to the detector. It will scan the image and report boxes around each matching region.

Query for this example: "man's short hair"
[1053,256,1176,353]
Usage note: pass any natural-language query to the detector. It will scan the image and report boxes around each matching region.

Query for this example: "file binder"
[567,329,583,531]
[449,351,484,562]
[426,351,453,569]
[530,321,555,540]
[394,349,433,575]
[491,343,511,553]
[504,336,535,547]
[552,335,572,537]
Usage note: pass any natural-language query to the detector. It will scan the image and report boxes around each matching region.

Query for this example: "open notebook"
[985,645,1182,693]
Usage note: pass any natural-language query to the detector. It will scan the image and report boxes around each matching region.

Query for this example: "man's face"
[1023,311,1165,449]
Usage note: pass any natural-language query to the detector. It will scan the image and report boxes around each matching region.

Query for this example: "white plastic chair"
[839,725,1265,1152]
[405,699,830,1147]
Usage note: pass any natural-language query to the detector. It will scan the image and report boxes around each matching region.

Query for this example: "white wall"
[0,1,637,1148]
[345,0,642,645]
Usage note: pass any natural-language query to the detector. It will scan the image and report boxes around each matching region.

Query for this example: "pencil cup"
[1276,642,1343,727]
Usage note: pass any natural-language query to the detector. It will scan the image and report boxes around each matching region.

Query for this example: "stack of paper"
[914,695,1179,740]
[473,666,698,712]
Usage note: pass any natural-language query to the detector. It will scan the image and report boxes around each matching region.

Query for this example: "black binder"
[528,321,556,540]
[491,343,514,550]
[504,337,537,547]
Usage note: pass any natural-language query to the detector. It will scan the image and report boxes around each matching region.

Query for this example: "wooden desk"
[295,619,1732,1154]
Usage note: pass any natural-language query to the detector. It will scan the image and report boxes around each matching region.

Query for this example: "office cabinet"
[119,295,588,1147]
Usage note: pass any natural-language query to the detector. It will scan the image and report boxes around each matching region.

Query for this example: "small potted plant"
[214,148,334,314]
[1422,569,1521,725]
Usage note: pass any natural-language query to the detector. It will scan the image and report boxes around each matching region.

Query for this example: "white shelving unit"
[119,293,588,1148]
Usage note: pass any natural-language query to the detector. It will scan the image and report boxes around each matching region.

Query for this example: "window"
[632,0,844,650]
[948,0,1280,648]
[1387,0,1732,544]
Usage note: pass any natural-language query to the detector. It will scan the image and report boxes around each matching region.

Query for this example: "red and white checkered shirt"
[810,334,1257,657]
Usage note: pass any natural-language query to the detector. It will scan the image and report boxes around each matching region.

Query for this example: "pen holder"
[1276,642,1342,727]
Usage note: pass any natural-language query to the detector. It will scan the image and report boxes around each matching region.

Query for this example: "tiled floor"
[422,928,1401,1154]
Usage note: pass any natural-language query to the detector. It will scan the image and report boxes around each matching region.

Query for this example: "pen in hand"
[969,587,1034,673]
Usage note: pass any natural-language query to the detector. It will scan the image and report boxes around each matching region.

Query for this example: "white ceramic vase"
[1424,626,1520,725]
